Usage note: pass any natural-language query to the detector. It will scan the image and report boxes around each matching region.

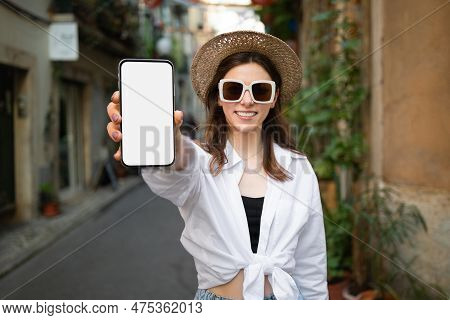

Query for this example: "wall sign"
[49,22,79,61]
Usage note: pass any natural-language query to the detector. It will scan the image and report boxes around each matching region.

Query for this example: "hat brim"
[191,30,302,106]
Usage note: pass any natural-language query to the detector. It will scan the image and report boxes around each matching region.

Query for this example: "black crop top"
[241,195,265,253]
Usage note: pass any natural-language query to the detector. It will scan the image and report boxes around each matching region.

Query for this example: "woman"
[106,30,328,300]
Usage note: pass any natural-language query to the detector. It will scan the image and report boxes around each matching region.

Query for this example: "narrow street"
[0,183,197,300]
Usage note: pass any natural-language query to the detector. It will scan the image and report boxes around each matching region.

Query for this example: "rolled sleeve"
[140,134,201,208]
[292,173,329,300]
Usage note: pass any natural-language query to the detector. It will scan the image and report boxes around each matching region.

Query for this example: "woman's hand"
[106,91,123,161]
[106,91,184,162]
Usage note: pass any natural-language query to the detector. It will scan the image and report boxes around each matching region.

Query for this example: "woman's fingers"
[107,91,121,123]
[107,102,121,124]
[107,121,122,142]
[108,94,180,163]
[106,91,122,162]
[111,91,120,104]
[174,110,183,128]
[113,146,121,161]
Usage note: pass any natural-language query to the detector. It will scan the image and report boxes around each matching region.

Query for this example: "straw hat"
[190,30,302,106]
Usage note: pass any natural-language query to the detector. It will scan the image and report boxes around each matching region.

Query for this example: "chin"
[231,123,260,133]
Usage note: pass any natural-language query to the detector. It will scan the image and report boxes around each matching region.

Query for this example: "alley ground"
[0,183,197,300]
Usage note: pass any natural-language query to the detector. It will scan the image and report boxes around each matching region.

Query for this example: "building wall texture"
[372,0,450,293]
[0,1,122,221]
[0,2,52,221]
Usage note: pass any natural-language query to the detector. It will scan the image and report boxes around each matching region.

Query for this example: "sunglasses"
[218,79,276,104]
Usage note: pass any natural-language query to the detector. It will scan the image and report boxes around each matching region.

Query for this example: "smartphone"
[118,59,175,167]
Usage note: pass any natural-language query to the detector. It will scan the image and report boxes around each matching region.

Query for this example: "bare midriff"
[208,269,273,299]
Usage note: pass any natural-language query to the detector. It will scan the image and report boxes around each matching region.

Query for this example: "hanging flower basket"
[252,0,275,6]
[144,0,162,9]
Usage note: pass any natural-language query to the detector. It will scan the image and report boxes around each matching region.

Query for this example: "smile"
[234,111,258,119]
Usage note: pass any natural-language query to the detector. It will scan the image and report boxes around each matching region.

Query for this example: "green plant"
[39,183,58,205]
[288,1,367,181]
[325,202,353,280]
[171,34,187,73]
[255,0,299,40]
[351,179,431,299]
[285,0,367,283]
[72,0,140,50]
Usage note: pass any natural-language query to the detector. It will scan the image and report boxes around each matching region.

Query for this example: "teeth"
[236,111,257,117]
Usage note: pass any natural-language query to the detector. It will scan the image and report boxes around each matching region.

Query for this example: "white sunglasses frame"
[218,79,276,104]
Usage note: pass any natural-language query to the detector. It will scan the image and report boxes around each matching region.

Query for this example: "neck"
[228,129,263,160]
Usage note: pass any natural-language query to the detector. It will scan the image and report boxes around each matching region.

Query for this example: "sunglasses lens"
[222,81,243,101]
[252,83,272,102]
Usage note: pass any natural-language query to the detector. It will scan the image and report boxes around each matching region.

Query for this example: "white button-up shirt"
[141,134,328,300]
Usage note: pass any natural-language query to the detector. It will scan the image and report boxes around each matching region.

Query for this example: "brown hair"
[196,51,304,182]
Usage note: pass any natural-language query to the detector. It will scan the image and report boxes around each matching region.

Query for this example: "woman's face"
[217,62,279,134]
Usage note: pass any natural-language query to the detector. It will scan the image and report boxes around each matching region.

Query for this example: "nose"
[240,89,254,105]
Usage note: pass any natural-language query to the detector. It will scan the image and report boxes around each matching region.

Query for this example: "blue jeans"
[194,289,304,300]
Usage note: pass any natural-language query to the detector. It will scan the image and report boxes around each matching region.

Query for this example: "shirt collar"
[223,138,305,172]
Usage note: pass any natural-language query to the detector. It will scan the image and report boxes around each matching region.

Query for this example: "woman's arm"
[291,170,329,300]
[140,133,201,208]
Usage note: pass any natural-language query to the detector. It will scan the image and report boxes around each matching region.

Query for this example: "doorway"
[0,64,16,218]
[58,80,85,199]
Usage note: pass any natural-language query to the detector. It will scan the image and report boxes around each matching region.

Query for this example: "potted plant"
[344,179,428,299]
[39,183,60,217]
[325,201,353,299]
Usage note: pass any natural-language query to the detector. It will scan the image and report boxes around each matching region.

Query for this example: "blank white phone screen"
[119,60,174,167]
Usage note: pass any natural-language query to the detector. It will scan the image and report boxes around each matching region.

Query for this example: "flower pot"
[42,202,60,217]
[328,276,350,300]
[342,283,378,300]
